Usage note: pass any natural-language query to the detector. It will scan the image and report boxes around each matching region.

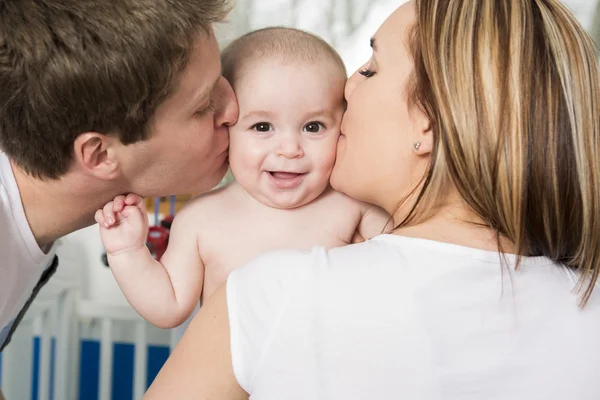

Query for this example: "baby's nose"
[276,134,304,159]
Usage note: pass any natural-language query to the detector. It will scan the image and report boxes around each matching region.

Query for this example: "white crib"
[0,283,182,400]
[0,283,188,400]
[1,275,78,400]
[0,222,191,400]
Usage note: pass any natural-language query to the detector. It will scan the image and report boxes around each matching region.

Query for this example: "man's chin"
[217,156,230,178]
[204,160,231,191]
[141,158,230,197]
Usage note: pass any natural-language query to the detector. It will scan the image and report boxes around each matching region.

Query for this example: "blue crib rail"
[78,340,169,400]
[0,338,169,400]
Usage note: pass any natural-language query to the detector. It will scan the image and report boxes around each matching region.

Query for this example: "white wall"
[562,0,598,30]
[56,225,127,306]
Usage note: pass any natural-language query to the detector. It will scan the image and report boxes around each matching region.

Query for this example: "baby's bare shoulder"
[298,188,366,231]
[316,187,365,214]
[175,182,242,226]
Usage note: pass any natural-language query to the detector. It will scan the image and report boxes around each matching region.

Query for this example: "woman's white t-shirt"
[227,234,600,400]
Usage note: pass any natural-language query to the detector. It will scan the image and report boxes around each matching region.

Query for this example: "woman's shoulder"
[228,239,398,291]
[228,247,326,289]
[236,238,388,268]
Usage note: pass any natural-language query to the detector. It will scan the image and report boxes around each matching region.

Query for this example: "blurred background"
[1,1,598,399]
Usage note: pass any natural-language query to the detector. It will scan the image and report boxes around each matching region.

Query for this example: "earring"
[413,142,421,151]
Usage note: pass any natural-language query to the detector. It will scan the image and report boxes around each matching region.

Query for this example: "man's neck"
[12,161,123,248]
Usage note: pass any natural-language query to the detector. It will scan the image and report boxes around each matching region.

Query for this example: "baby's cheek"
[227,137,258,181]
[315,143,338,180]
[328,133,342,162]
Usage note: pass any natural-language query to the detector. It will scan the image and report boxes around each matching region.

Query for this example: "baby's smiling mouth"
[268,171,306,179]
[266,171,308,189]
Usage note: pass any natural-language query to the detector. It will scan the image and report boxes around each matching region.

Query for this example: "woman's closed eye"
[358,57,377,78]
[358,68,376,78]
[251,122,273,132]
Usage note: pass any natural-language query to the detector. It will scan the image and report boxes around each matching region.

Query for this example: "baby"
[95,27,391,328]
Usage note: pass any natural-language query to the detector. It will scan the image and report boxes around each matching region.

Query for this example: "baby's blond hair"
[221,27,347,87]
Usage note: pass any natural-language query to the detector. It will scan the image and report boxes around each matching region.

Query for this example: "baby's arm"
[95,194,204,329]
[354,203,393,242]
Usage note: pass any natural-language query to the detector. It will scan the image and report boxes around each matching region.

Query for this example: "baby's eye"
[251,122,273,132]
[303,121,325,133]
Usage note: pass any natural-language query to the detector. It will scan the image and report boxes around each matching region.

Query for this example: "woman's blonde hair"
[404,0,600,304]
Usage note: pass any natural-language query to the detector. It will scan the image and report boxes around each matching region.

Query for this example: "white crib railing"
[77,300,153,400]
[0,277,79,400]
[0,285,180,400]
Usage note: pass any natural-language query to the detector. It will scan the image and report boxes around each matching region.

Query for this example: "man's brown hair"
[0,0,229,179]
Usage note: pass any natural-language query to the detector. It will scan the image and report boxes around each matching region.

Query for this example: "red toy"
[145,196,176,260]
[146,225,170,260]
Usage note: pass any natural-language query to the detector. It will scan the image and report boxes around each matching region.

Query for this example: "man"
[0,0,238,393]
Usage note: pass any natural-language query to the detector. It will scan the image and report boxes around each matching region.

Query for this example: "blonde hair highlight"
[405,0,600,305]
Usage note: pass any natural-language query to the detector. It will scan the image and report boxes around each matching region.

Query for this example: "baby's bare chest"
[200,203,360,288]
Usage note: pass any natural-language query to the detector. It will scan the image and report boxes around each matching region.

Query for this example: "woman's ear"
[411,108,433,155]
[73,132,121,180]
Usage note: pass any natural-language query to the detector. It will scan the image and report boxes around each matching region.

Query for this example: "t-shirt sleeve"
[226,248,315,393]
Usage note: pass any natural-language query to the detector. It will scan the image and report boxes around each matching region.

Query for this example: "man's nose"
[214,76,239,127]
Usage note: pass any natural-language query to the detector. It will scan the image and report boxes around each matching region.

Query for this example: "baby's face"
[228,58,346,209]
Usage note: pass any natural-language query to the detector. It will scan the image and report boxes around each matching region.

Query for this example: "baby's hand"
[95,193,149,255]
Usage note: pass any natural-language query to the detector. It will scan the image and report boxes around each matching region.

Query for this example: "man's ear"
[73,132,121,180]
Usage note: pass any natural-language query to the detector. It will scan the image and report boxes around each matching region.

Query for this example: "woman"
[145,0,600,398]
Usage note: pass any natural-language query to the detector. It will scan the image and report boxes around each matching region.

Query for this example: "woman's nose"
[344,71,360,101]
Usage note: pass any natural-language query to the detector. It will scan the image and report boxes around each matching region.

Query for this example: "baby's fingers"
[125,193,148,215]
[94,209,107,227]
[124,193,143,206]
[102,201,118,226]
[112,195,127,213]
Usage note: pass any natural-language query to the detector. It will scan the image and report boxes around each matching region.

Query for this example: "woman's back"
[228,236,600,400]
